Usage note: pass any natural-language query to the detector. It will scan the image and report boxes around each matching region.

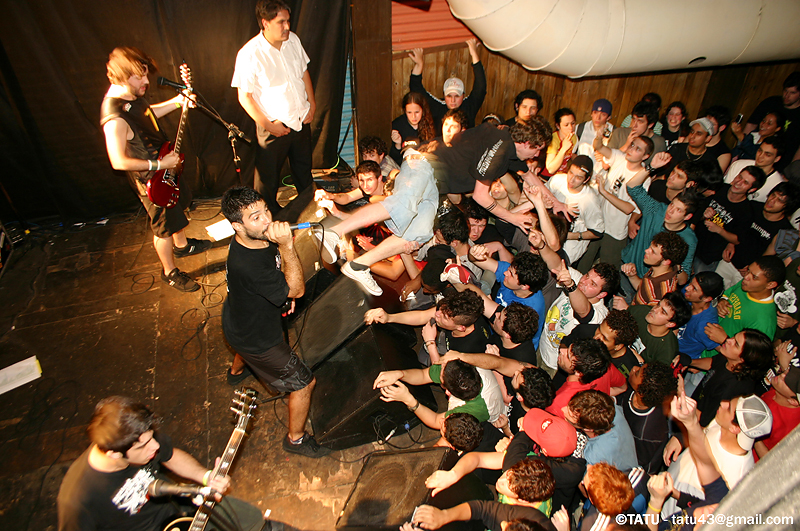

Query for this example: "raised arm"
[441,350,529,377]
[525,182,561,250]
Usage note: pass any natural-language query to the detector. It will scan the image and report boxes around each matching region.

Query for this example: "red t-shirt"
[754,388,800,462]
[546,365,626,417]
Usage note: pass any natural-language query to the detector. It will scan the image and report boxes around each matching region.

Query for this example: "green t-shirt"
[629,304,680,365]
[428,364,490,422]
[701,281,777,357]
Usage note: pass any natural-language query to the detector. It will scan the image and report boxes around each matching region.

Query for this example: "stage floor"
[0,196,441,531]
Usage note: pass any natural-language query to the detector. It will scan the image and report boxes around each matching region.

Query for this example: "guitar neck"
[186,427,247,531]
[172,102,191,156]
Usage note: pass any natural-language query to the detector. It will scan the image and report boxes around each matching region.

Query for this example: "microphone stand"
[166,86,252,179]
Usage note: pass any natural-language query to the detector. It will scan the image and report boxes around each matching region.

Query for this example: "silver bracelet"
[147,160,154,171]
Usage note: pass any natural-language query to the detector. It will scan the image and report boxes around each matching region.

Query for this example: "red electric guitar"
[146,63,192,208]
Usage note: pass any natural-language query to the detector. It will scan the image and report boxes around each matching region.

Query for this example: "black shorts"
[138,191,189,238]
[238,342,314,394]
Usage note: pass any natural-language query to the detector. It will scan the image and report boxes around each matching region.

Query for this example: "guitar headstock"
[179,62,193,92]
[231,388,258,429]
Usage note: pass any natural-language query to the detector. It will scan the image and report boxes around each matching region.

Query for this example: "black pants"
[254,122,313,214]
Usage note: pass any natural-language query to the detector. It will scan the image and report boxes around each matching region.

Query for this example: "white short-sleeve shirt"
[599,149,649,241]
[546,174,605,262]
[232,31,310,131]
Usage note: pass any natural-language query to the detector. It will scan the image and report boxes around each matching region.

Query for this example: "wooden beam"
[351,0,393,160]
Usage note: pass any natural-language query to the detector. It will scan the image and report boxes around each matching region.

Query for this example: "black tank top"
[100,96,168,186]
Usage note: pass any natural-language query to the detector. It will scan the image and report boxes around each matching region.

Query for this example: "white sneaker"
[341,261,383,296]
[312,227,340,263]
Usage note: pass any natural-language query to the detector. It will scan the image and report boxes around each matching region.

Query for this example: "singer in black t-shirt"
[220,186,328,458]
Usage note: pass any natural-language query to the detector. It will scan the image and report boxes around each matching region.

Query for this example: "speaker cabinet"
[336,447,492,530]
[309,324,435,450]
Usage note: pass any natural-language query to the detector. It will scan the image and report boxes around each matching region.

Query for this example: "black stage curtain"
[0,0,349,220]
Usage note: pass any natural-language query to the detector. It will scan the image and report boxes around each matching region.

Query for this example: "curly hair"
[506,458,555,503]
[514,89,543,114]
[502,303,539,344]
[438,290,484,327]
[511,252,549,293]
[441,359,482,401]
[443,412,484,452]
[651,231,688,267]
[590,263,620,299]
[603,310,639,347]
[510,115,553,149]
[636,362,677,408]
[443,108,468,130]
[571,339,611,384]
[584,463,635,516]
[402,92,436,143]
[568,390,615,435]
[517,367,555,410]
[436,210,470,244]
[221,186,266,224]
[358,135,389,157]
[88,396,160,453]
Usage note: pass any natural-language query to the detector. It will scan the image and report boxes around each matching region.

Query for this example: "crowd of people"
[312,30,800,531]
[57,0,800,529]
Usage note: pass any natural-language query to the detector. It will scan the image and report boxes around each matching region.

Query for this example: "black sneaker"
[161,268,200,292]
[282,433,330,458]
[173,238,212,258]
[226,366,252,385]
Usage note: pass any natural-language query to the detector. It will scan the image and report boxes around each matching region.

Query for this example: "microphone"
[288,222,321,230]
[157,77,189,90]
[147,479,214,498]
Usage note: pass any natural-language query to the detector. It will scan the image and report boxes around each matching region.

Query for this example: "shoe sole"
[341,264,383,296]
[312,229,338,264]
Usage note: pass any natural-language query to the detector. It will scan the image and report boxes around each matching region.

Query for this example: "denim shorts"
[381,155,439,244]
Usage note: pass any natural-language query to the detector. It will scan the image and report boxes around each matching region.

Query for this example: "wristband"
[647,502,662,513]
[425,340,436,347]
[175,101,182,108]
[202,470,213,486]
[148,160,155,171]
[408,399,420,412]
[562,282,578,293]
[156,159,161,171]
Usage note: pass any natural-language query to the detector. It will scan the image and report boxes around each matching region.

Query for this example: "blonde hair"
[106,46,155,84]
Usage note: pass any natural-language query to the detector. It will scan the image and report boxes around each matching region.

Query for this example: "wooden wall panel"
[391,43,800,140]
